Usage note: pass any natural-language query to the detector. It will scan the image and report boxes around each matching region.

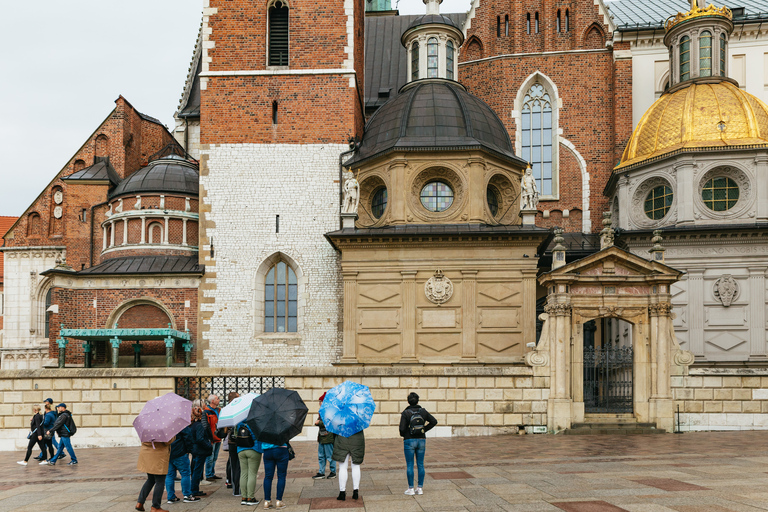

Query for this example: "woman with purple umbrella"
[135,438,173,512]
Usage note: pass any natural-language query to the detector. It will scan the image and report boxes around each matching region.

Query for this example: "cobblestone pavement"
[3,431,768,511]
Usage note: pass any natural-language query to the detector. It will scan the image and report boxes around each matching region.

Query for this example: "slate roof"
[364,13,466,111]
[179,56,201,118]
[606,0,768,29]
[109,155,199,199]
[77,255,203,275]
[0,217,18,283]
[63,159,121,186]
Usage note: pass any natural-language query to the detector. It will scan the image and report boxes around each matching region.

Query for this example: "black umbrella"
[245,388,308,445]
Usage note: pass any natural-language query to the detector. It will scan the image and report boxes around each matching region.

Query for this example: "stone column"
[340,271,358,363]
[467,158,486,223]
[756,156,768,221]
[388,159,408,224]
[122,218,128,245]
[748,267,767,359]
[460,270,477,362]
[400,271,419,363]
[109,221,115,247]
[140,216,146,243]
[688,268,705,358]
[102,226,108,251]
[675,162,695,225]
[547,302,573,431]
[522,269,537,348]
[182,219,188,246]
[163,216,169,244]
[649,303,674,431]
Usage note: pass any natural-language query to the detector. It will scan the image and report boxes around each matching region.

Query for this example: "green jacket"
[332,430,365,465]
[317,417,335,445]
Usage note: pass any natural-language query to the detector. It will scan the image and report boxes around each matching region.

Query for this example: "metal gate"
[175,376,284,405]
[583,346,633,413]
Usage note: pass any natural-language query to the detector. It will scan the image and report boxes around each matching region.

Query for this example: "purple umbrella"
[133,392,192,443]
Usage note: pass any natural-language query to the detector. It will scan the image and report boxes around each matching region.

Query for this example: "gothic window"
[371,187,388,219]
[497,16,501,37]
[427,38,438,78]
[557,10,561,32]
[411,41,419,80]
[565,10,569,31]
[526,13,531,34]
[700,31,712,77]
[264,260,297,333]
[268,1,289,67]
[535,12,540,33]
[520,83,554,196]
[719,33,726,77]
[644,185,673,220]
[505,15,509,37]
[446,40,455,80]
[702,177,739,211]
[680,36,691,81]
[420,181,454,212]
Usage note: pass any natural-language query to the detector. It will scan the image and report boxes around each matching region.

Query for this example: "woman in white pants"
[331,430,365,501]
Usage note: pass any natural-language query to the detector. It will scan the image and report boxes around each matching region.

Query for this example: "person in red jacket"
[204,395,222,481]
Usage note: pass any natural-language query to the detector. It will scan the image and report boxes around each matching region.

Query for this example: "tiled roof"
[77,255,203,275]
[606,0,768,29]
[0,217,19,283]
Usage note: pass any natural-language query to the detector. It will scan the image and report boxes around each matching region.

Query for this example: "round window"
[487,186,500,217]
[420,181,454,212]
[644,185,673,220]
[702,177,739,211]
[371,187,388,219]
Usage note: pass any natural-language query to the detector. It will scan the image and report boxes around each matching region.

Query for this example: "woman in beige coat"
[135,438,173,512]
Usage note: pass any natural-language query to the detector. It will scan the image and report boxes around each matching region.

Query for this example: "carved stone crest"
[53,190,63,205]
[714,275,738,307]
[425,269,453,305]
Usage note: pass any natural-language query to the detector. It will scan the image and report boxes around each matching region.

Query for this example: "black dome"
[110,156,199,198]
[406,14,460,31]
[345,81,523,167]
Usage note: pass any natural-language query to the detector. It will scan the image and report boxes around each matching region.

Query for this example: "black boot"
[352,490,359,500]
[337,491,346,501]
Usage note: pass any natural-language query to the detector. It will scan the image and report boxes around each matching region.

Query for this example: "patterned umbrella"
[132,392,192,443]
[218,392,260,428]
[319,381,376,438]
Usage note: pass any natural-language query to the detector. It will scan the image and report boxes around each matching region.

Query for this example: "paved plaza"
[2,431,768,511]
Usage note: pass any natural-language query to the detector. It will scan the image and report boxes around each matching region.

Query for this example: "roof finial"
[424,0,442,15]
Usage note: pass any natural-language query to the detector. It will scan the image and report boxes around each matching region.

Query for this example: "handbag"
[286,442,296,461]
[26,431,33,440]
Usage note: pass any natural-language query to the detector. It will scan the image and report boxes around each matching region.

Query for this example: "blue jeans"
[53,436,77,463]
[404,438,426,487]
[205,442,221,479]
[191,454,206,494]
[318,443,336,474]
[166,455,192,500]
[262,447,290,502]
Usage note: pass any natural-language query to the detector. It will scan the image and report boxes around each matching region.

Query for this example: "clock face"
[53,191,63,204]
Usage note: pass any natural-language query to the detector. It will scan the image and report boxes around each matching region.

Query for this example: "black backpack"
[64,413,77,436]
[236,424,254,448]
[408,407,426,436]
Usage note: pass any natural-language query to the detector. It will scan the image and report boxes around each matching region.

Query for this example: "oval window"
[420,181,454,212]
[644,185,673,220]
[371,187,388,219]
[487,186,500,217]
[702,177,739,211]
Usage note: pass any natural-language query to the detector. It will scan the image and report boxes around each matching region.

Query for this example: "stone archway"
[526,246,694,432]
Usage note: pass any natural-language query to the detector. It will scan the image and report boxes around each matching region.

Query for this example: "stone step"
[563,427,666,435]
[572,422,658,429]
[564,421,664,435]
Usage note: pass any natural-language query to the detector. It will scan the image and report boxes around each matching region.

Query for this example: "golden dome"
[617,82,768,170]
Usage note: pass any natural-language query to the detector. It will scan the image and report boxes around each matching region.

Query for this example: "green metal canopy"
[59,328,190,341]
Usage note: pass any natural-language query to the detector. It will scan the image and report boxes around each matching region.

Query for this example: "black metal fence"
[175,376,285,405]
[584,346,633,413]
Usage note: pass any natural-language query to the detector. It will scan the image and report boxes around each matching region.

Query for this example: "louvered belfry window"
[269,1,289,66]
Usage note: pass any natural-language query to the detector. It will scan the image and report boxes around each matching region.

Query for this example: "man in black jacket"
[46,404,78,466]
[399,392,437,496]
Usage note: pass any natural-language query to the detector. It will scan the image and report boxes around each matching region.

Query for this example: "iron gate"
[583,346,633,413]
[175,376,284,405]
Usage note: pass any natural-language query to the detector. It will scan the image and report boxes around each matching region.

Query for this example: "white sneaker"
[200,480,212,486]
[16,461,27,466]
[39,460,49,465]
[416,487,423,495]
[404,488,415,496]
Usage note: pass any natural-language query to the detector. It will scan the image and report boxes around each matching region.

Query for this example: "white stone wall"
[200,144,345,367]
[173,118,201,160]
[0,248,63,369]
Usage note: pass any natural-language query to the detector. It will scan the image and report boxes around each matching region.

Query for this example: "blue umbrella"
[319,381,376,437]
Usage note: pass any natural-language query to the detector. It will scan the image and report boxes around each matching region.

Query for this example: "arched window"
[411,41,419,81]
[700,31,712,77]
[557,10,561,32]
[497,16,501,37]
[565,9,569,32]
[535,12,540,33]
[73,159,86,172]
[521,83,554,195]
[272,101,278,125]
[427,37,438,78]
[680,36,691,81]
[27,212,41,237]
[446,40,454,80]
[148,222,163,244]
[95,134,109,158]
[264,260,297,333]
[526,13,531,34]
[505,15,509,37]
[268,1,289,66]
[719,33,726,77]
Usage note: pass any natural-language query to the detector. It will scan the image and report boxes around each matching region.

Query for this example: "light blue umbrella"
[218,392,260,428]
[319,381,376,437]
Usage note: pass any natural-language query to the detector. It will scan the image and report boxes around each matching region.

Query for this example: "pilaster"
[459,270,477,362]
[340,271,358,364]
[755,155,768,221]
[400,271,419,364]
[748,267,767,359]
[688,268,705,358]
[675,161,695,225]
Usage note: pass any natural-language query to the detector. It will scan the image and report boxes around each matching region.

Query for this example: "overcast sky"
[0,0,471,217]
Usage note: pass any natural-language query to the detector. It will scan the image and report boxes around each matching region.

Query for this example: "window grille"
[446,40,454,80]
[644,186,673,220]
[427,38,438,78]
[700,31,712,77]
[702,177,739,211]
[371,188,387,219]
[411,42,419,80]
[680,36,691,81]
[520,83,553,195]
[265,261,298,332]
[175,376,285,404]
[719,33,726,77]
[269,2,289,66]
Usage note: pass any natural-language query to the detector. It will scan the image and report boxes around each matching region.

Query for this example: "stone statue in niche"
[342,176,360,214]
[600,211,615,250]
[425,269,453,305]
[520,165,539,210]
[714,275,738,307]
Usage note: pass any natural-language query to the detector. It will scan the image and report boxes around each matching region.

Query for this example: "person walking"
[260,439,289,509]
[35,398,58,461]
[165,423,198,504]
[17,405,46,466]
[135,437,173,512]
[399,392,437,496]
[203,395,223,481]
[225,391,242,496]
[332,430,364,501]
[235,421,261,506]
[189,406,213,498]
[312,392,336,480]
[46,403,78,466]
